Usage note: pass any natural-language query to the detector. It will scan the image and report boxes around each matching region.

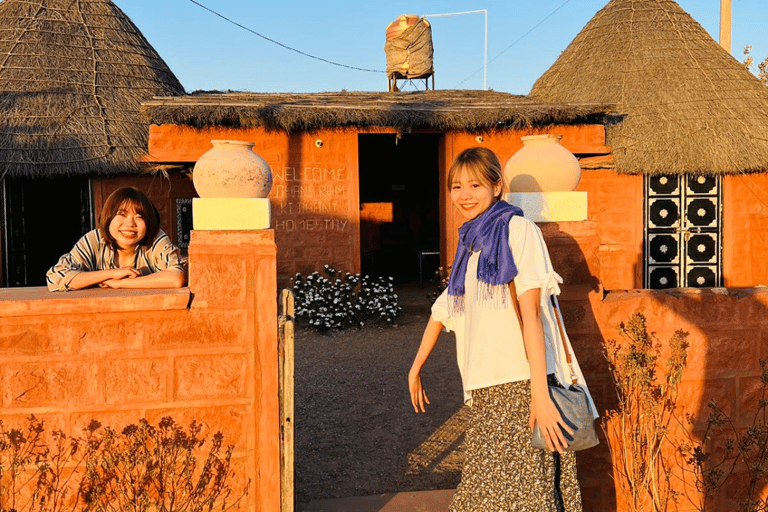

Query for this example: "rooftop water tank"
[385,15,434,91]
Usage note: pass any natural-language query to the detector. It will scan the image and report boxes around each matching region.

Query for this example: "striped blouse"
[46,229,186,292]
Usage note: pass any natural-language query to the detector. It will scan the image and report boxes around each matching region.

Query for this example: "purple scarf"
[448,201,524,314]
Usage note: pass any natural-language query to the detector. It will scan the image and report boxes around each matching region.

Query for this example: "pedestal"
[193,198,271,230]
[504,191,588,223]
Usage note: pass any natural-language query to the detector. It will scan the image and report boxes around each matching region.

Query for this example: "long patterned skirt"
[449,379,582,512]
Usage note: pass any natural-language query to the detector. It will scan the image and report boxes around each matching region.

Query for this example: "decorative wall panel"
[644,175,722,288]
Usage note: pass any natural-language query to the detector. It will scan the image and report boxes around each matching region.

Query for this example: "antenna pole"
[484,9,488,90]
[719,0,731,53]
[424,9,488,90]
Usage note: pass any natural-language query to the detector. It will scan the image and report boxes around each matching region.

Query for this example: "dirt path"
[294,284,467,505]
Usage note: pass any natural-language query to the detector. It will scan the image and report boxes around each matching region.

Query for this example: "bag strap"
[550,295,578,385]
[508,281,578,385]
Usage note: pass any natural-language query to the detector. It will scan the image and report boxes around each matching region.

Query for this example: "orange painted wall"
[723,173,768,287]
[147,125,360,283]
[595,287,768,512]
[0,230,280,512]
[577,170,643,290]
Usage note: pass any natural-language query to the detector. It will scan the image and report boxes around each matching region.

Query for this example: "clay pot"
[193,140,273,198]
[503,135,581,192]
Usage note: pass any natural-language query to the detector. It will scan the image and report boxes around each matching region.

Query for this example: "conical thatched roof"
[0,0,184,179]
[530,0,768,175]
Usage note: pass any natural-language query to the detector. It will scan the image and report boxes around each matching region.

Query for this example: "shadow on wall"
[541,222,617,512]
[627,245,768,511]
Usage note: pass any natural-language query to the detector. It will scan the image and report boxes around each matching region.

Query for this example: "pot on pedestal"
[193,140,272,198]
[504,134,581,192]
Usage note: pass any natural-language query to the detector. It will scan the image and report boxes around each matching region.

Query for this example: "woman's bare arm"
[100,269,186,289]
[68,267,140,290]
[408,318,444,413]
[519,287,573,453]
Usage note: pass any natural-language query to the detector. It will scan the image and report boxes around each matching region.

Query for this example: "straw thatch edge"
[142,90,615,133]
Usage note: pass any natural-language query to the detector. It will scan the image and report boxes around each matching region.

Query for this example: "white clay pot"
[503,134,581,192]
[193,140,273,198]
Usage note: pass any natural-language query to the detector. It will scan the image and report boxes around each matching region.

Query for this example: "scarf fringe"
[447,201,523,311]
[449,282,510,316]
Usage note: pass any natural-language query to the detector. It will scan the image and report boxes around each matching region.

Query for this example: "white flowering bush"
[292,265,401,332]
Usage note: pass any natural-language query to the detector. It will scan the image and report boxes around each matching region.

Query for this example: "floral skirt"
[449,379,582,512]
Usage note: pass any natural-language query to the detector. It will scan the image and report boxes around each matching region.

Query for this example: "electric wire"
[187,0,384,73]
[187,0,575,86]
[455,0,574,87]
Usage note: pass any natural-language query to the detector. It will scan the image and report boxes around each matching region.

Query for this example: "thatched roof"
[530,0,768,176]
[142,90,612,133]
[0,0,184,179]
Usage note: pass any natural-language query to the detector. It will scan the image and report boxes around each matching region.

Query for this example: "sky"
[118,0,768,94]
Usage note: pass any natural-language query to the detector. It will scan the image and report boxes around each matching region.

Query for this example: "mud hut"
[141,89,613,284]
[530,0,768,290]
[0,0,186,287]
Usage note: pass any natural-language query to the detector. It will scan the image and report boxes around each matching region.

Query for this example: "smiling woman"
[46,187,187,292]
[409,147,596,512]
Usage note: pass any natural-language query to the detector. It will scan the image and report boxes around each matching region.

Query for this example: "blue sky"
[119,0,767,94]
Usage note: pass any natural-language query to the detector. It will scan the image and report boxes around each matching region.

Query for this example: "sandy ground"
[294,284,469,506]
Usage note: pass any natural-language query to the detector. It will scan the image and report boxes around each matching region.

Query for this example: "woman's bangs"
[117,198,147,217]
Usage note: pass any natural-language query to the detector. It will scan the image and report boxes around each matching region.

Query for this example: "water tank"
[385,15,434,91]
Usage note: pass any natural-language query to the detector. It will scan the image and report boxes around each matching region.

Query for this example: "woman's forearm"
[519,288,549,399]
[409,317,444,413]
[68,269,122,290]
[109,270,186,289]
[410,318,444,374]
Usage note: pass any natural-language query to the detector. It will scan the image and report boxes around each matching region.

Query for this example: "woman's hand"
[408,369,430,413]
[529,393,574,453]
[110,267,140,280]
[99,267,139,288]
[408,319,443,413]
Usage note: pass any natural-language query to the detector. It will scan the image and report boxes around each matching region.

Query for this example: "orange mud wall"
[723,173,768,287]
[147,125,360,284]
[0,230,280,512]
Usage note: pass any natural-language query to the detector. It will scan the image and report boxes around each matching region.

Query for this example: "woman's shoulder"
[507,212,542,235]
[146,229,180,252]
[77,228,107,247]
[507,212,549,254]
[150,229,171,241]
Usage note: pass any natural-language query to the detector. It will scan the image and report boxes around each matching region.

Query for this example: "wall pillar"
[188,228,279,512]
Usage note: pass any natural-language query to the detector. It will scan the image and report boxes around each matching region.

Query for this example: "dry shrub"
[603,313,689,512]
[0,416,248,512]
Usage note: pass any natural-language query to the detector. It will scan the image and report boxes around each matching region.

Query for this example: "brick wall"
[0,229,279,512]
